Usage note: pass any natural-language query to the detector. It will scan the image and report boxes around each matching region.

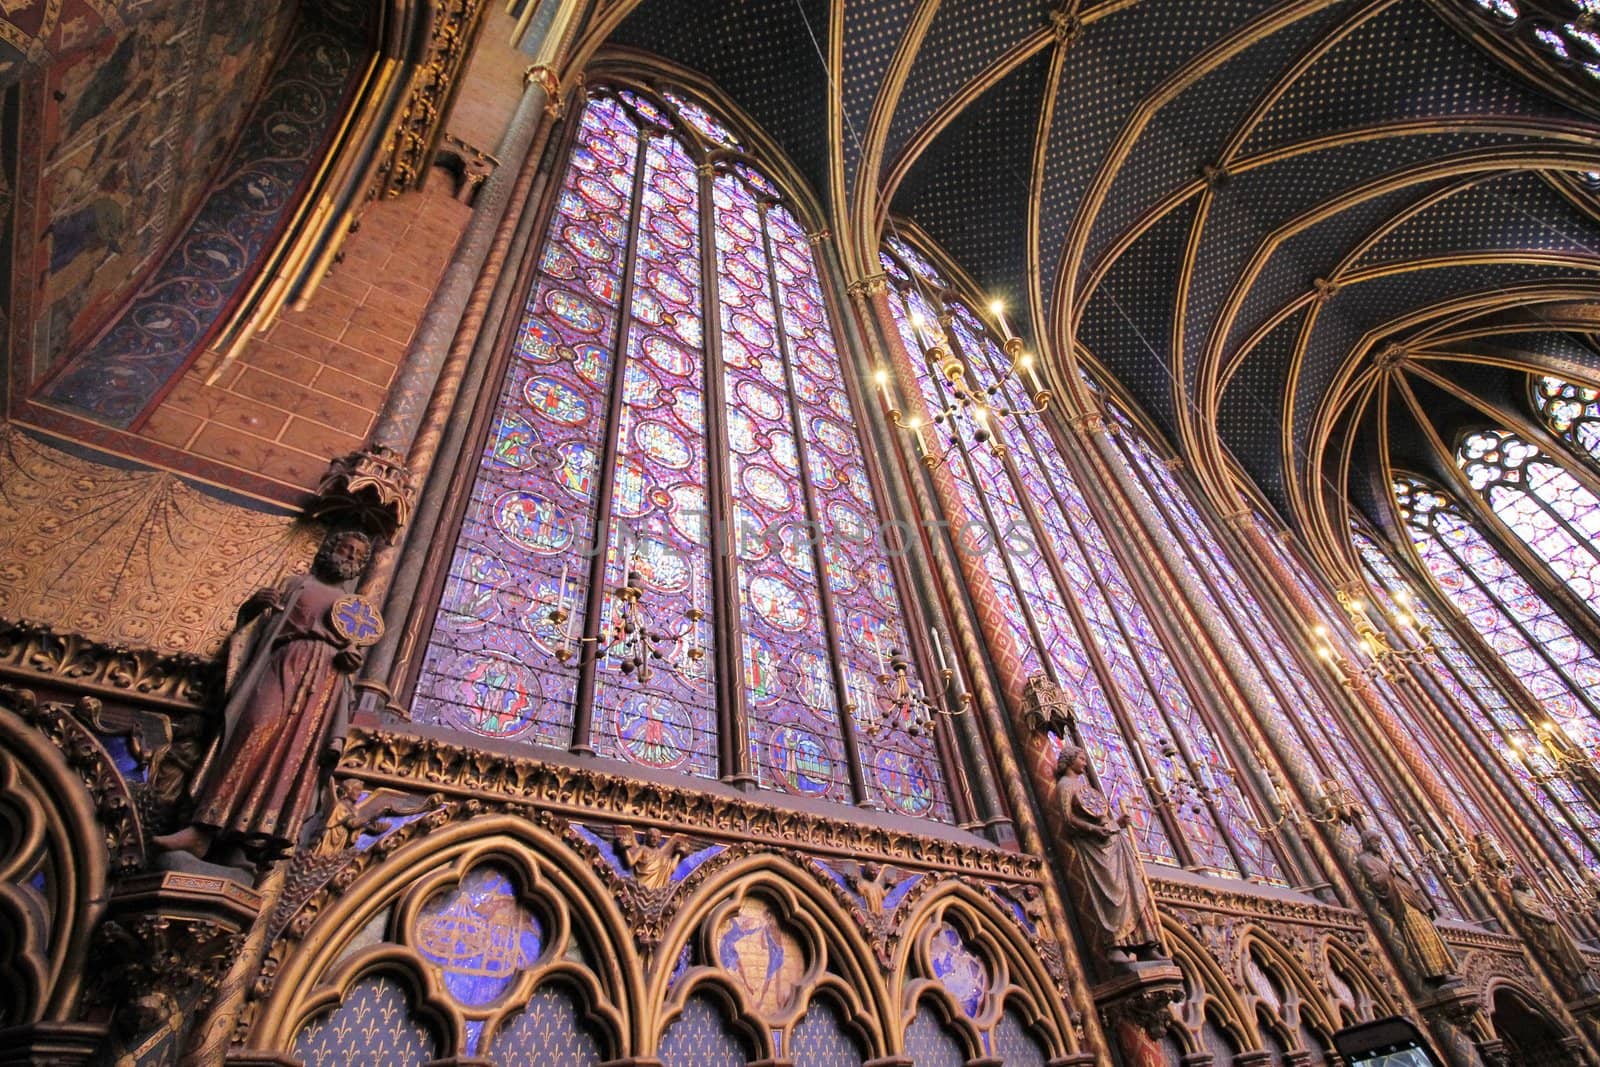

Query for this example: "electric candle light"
[908,416,928,458]
[989,298,1013,342]
[1020,352,1045,395]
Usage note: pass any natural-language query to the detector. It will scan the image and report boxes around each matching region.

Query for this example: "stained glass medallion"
[414,86,952,821]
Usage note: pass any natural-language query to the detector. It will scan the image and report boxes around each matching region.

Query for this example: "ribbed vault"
[587,0,1600,577]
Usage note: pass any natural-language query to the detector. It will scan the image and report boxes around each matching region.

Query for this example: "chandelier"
[544,553,706,684]
[848,627,971,739]
[1504,720,1595,785]
[1310,588,1434,687]
[874,300,1052,469]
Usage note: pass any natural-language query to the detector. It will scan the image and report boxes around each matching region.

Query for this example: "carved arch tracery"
[0,697,112,1029]
[647,854,886,1062]
[891,882,1071,1063]
[247,815,638,1060]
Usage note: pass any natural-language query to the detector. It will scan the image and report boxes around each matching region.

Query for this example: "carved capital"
[1069,410,1106,435]
[1095,962,1185,1040]
[1417,982,1482,1031]
[312,445,419,541]
[847,274,889,298]
[88,871,262,1062]
[525,63,561,96]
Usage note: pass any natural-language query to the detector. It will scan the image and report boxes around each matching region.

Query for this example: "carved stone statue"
[852,861,892,914]
[153,531,379,866]
[1507,872,1598,994]
[1355,830,1457,983]
[618,827,689,891]
[1053,742,1164,964]
[312,777,438,857]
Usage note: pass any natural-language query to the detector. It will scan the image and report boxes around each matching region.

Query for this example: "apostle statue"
[1507,872,1598,994]
[153,530,382,866]
[1053,742,1164,964]
[1355,831,1457,983]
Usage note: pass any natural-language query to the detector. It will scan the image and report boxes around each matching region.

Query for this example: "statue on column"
[1053,742,1164,964]
[1507,872,1598,994]
[1355,830,1458,983]
[153,531,382,867]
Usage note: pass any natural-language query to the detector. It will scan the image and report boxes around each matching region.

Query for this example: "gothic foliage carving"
[1154,876,1400,1062]
[238,735,1079,1063]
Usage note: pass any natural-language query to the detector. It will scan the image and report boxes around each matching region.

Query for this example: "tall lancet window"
[1537,375,1600,461]
[410,86,953,820]
[1355,529,1600,873]
[1457,428,1600,615]
[878,237,1283,881]
[1100,399,1462,909]
[1392,474,1600,769]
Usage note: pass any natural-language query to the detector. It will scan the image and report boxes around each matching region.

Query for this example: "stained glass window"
[1535,375,1600,460]
[1392,474,1600,771]
[1356,528,1600,874]
[1457,428,1600,613]
[1101,399,1462,909]
[412,87,952,821]
[879,237,1284,880]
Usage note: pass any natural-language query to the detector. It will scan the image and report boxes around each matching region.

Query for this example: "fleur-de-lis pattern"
[658,994,752,1067]
[788,999,864,1066]
[487,983,605,1064]
[903,1002,965,1067]
[290,975,439,1067]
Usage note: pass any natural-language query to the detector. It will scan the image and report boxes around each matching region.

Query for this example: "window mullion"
[1429,517,1600,725]
[758,202,871,807]
[696,162,754,787]
[889,292,1058,689]
[940,323,1196,870]
[569,125,654,755]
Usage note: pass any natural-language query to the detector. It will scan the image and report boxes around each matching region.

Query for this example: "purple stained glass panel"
[1396,476,1600,764]
[1104,404,1448,898]
[770,206,949,819]
[413,97,638,746]
[718,175,849,803]
[590,133,718,781]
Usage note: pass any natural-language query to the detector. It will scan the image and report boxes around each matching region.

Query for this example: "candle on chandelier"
[874,366,895,410]
[932,626,949,672]
[909,416,928,458]
[873,630,887,673]
[910,313,933,352]
[557,561,569,615]
[989,299,1013,342]
[1021,353,1045,395]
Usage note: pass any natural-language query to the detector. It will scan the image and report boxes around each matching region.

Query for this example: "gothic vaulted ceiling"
[596,0,1600,556]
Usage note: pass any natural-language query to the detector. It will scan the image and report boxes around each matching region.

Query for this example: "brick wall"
[139,187,472,493]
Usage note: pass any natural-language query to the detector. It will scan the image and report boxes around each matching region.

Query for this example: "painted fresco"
[17,0,296,380]
[24,0,369,427]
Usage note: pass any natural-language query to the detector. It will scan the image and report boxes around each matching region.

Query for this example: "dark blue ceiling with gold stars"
[604,0,1600,541]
